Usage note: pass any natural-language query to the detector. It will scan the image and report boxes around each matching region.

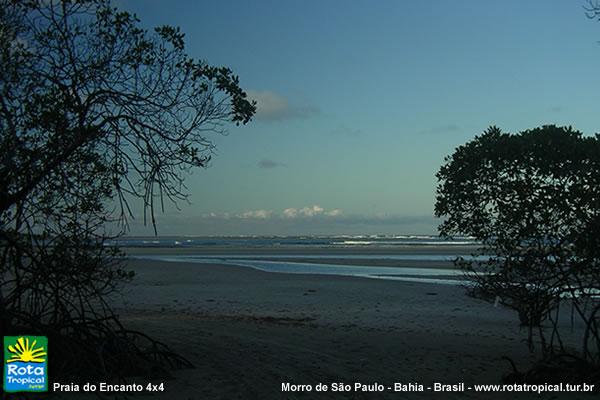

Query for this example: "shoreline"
[120,244,482,271]
[104,258,585,399]
[126,255,460,270]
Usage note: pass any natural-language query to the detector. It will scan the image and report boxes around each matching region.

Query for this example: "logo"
[3,336,48,393]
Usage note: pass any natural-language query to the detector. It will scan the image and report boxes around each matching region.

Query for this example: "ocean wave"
[109,235,479,248]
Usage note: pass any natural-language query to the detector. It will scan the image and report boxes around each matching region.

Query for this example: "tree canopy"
[0,0,255,381]
[436,125,600,251]
[435,125,600,365]
[0,0,255,231]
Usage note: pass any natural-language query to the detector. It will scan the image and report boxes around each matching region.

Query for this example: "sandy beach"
[74,251,588,400]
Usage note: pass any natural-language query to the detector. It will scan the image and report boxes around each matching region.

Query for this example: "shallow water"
[131,255,470,286]
[134,253,485,261]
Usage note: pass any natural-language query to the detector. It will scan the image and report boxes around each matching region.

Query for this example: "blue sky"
[119,0,600,236]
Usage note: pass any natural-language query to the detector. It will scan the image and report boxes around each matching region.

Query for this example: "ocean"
[112,234,478,248]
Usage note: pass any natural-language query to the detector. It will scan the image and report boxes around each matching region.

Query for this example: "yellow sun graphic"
[7,337,46,363]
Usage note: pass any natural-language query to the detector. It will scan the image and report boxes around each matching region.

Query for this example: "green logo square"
[3,336,48,392]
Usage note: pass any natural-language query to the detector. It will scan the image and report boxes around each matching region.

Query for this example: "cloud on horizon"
[125,206,439,236]
[281,205,342,218]
[247,89,319,121]
[238,209,272,219]
[201,205,342,220]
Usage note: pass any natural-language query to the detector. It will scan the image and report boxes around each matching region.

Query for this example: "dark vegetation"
[0,0,254,386]
[435,125,600,388]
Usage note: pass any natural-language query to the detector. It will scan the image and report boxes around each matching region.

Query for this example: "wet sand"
[84,255,590,400]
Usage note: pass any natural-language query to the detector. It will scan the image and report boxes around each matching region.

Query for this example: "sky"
[118,0,600,236]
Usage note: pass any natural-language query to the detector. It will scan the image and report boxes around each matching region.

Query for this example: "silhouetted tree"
[0,0,255,382]
[585,0,600,20]
[435,126,600,376]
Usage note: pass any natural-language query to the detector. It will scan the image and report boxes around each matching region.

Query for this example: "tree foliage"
[0,0,255,382]
[585,0,600,20]
[435,125,600,373]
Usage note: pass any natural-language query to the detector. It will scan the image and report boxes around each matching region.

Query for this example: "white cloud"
[282,208,298,218]
[247,90,288,120]
[324,209,342,217]
[299,205,323,217]
[247,90,319,121]
[282,205,339,218]
[123,209,436,236]
[239,209,272,219]
[203,205,342,221]
[203,212,231,219]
